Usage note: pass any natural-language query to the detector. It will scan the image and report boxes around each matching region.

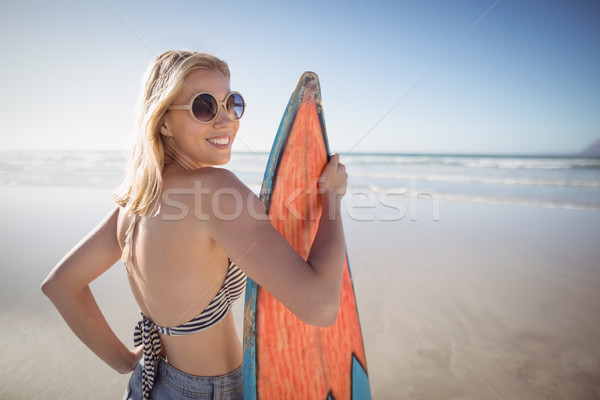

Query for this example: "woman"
[41,50,347,400]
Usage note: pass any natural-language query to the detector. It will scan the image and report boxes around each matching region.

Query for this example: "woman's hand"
[318,153,348,199]
[121,345,143,374]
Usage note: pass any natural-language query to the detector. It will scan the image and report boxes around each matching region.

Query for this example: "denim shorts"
[123,358,243,400]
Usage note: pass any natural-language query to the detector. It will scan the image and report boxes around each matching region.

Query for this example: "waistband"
[157,358,243,396]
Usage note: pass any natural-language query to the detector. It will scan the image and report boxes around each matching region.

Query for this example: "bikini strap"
[120,214,138,265]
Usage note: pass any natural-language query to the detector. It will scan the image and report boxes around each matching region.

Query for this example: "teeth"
[207,137,229,145]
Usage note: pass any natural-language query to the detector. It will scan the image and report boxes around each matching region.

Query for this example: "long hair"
[113,50,230,216]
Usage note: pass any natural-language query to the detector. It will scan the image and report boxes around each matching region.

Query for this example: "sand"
[1,185,599,399]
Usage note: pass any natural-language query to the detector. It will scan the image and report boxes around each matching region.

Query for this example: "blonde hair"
[113,50,230,215]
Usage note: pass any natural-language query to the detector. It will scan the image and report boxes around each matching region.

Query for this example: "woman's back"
[117,165,244,376]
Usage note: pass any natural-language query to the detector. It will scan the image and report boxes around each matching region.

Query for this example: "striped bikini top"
[121,214,247,400]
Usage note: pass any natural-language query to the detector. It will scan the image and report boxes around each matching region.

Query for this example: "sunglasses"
[168,92,245,123]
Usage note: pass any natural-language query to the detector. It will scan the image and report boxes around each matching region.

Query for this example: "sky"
[1,0,599,155]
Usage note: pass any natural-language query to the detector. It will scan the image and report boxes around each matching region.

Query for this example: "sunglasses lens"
[226,93,245,120]
[192,94,218,122]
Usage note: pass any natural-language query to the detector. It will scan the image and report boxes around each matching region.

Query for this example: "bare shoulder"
[191,167,247,189]
[195,167,259,217]
[165,166,248,192]
[161,167,260,223]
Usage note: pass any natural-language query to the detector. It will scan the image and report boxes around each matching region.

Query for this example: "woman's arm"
[206,154,348,326]
[41,207,142,373]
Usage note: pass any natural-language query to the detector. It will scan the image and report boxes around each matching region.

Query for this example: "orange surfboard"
[243,72,371,399]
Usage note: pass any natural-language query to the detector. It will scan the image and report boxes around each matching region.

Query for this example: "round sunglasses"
[168,92,245,123]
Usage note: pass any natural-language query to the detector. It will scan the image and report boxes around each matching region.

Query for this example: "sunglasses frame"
[168,91,245,124]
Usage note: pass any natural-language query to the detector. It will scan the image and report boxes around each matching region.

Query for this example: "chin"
[212,154,232,166]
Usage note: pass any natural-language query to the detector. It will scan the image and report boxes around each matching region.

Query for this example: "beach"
[1,152,600,399]
[348,200,600,399]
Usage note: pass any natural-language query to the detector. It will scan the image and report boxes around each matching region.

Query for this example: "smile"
[207,137,230,146]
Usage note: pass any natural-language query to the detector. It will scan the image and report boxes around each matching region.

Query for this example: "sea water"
[1,150,599,211]
[342,153,600,210]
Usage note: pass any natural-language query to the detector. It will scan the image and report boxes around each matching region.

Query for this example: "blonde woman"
[41,50,347,400]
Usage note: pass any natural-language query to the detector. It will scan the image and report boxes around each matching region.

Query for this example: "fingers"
[319,153,348,196]
[332,153,346,178]
[321,153,339,176]
[329,153,340,168]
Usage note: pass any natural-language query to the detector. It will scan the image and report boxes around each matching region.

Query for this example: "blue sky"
[1,0,598,155]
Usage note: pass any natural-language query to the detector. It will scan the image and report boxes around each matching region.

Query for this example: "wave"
[348,171,600,188]
[343,154,600,170]
[0,150,126,187]
[458,157,600,170]
[433,194,600,211]
[344,187,600,211]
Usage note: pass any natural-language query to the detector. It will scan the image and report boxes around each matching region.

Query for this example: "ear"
[160,118,173,137]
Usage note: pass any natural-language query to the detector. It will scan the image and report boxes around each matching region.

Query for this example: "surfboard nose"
[297,71,321,104]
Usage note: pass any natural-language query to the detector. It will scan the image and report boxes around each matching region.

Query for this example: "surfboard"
[243,72,371,399]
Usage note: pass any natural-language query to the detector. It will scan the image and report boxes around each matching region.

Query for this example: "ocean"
[1,150,599,211]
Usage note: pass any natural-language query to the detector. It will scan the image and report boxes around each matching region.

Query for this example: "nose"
[212,103,233,126]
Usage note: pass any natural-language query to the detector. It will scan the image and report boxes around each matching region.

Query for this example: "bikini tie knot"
[133,314,162,400]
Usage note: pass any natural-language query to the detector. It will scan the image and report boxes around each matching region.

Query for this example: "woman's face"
[163,69,240,167]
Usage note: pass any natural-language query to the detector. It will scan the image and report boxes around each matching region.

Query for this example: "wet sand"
[1,185,599,399]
